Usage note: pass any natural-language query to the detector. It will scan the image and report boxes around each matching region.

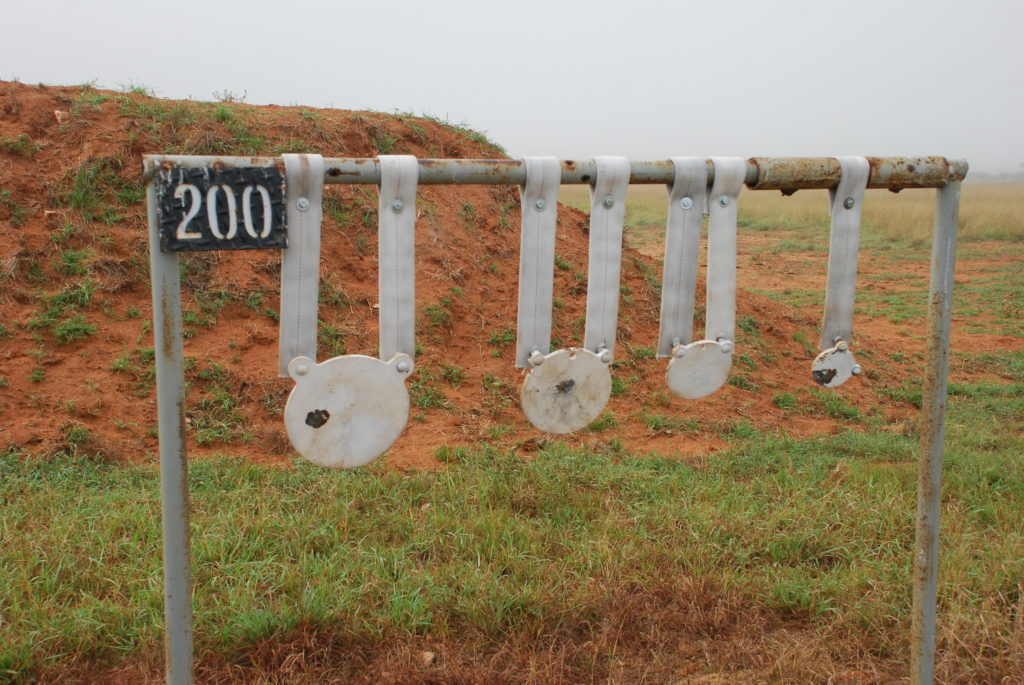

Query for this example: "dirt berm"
[0,82,912,467]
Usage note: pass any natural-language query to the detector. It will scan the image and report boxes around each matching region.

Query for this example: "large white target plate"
[521,348,612,434]
[284,354,412,469]
[811,345,860,388]
[666,340,733,400]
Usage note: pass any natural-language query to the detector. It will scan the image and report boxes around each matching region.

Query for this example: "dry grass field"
[561,182,1024,249]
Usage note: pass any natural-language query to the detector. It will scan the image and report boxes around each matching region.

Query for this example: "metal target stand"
[144,155,966,684]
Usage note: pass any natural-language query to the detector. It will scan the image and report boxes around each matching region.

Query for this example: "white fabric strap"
[583,156,630,360]
[515,157,561,368]
[821,156,870,349]
[378,155,419,361]
[657,157,708,357]
[704,157,746,343]
[279,153,325,377]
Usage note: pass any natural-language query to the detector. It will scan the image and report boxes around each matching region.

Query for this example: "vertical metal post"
[146,183,194,684]
[910,180,960,684]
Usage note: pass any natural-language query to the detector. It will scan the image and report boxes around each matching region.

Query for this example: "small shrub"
[773,392,798,410]
[727,375,759,392]
[588,412,618,432]
[488,327,515,347]
[440,364,466,387]
[372,131,399,154]
[0,134,42,157]
[631,346,657,360]
[54,315,97,344]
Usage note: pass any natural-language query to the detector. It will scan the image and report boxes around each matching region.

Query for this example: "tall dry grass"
[560,183,1024,244]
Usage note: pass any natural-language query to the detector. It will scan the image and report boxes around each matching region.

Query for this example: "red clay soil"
[47,577,901,684]
[0,81,943,468]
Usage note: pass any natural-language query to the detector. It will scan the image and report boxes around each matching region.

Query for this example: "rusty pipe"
[144,156,968,190]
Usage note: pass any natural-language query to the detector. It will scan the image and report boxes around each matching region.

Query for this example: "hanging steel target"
[813,156,869,387]
[520,348,612,434]
[666,339,734,400]
[284,354,413,469]
[811,340,862,388]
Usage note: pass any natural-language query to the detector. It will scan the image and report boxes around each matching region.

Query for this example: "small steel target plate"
[284,354,412,469]
[521,348,612,434]
[811,346,858,388]
[666,340,733,400]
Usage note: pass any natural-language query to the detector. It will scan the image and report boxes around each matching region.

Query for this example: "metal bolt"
[396,360,411,373]
[602,195,614,209]
[679,197,694,210]
[719,195,729,207]
[391,200,404,213]
[836,340,849,352]
[528,350,544,367]
[296,197,311,211]
[294,364,309,376]
[843,197,855,210]
[599,348,613,364]
[719,340,734,354]
[851,364,863,376]
[672,345,686,358]
[534,199,546,211]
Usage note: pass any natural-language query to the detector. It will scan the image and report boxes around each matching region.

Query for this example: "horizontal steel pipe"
[750,156,966,191]
[144,156,968,190]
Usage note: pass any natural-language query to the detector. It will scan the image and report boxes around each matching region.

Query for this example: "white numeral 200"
[174,183,273,241]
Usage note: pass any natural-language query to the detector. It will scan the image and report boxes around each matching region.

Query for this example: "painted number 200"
[174,183,273,241]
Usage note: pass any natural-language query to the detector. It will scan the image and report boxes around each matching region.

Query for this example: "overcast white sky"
[2,0,1021,173]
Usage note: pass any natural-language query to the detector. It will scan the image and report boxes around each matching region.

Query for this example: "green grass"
[371,131,399,154]
[439,363,466,387]
[0,134,42,157]
[727,374,759,392]
[0,189,30,227]
[587,412,618,432]
[70,86,110,117]
[1,380,1020,679]
[421,298,453,329]
[410,112,506,154]
[638,412,691,433]
[773,392,798,410]
[409,367,449,409]
[487,327,515,348]
[62,157,143,223]
[318,321,347,358]
[52,314,97,344]
[190,388,252,446]
[26,281,98,345]
[810,389,861,421]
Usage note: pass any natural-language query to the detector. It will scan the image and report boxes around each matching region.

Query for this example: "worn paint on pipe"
[147,182,194,685]
[144,155,968,190]
[910,180,961,685]
[749,156,962,191]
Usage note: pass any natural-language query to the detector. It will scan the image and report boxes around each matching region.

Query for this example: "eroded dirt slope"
[0,81,916,466]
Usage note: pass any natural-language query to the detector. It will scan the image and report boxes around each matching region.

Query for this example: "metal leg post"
[147,182,194,685]
[910,180,960,684]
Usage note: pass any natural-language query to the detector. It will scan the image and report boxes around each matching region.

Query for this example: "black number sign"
[155,165,287,252]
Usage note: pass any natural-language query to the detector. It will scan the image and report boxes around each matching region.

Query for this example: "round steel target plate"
[666,340,733,400]
[521,348,612,434]
[811,346,858,388]
[284,354,412,469]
